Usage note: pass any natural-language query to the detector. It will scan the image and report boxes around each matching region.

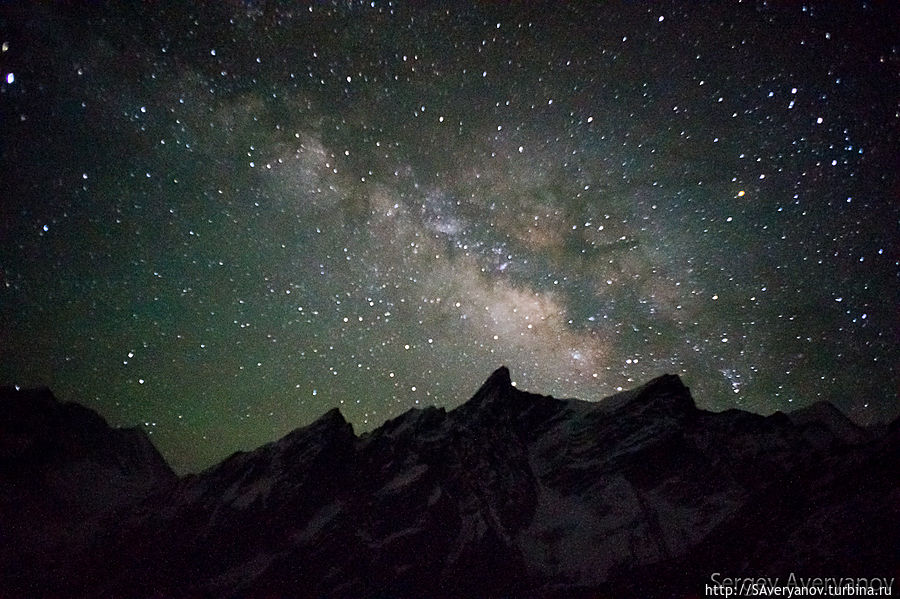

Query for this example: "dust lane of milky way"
[1,2,897,473]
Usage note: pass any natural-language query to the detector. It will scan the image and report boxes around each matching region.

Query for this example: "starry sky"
[1,2,897,473]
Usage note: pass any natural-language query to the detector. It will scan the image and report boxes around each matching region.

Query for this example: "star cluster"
[1,2,897,472]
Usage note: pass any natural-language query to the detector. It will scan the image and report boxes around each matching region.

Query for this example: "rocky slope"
[0,386,176,593]
[1,369,896,598]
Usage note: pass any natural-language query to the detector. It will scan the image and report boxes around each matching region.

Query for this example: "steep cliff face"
[0,386,177,592]
[2,371,896,598]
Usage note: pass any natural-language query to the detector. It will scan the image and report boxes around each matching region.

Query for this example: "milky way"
[1,2,897,472]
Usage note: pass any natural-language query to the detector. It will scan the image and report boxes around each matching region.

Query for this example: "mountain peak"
[317,406,348,425]
[484,365,512,389]
[467,365,514,406]
[597,373,694,415]
[788,400,868,445]
[287,406,354,442]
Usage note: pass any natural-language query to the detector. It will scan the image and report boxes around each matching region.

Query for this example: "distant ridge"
[1,369,897,598]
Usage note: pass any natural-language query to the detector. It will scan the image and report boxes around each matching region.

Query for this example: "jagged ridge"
[1,369,896,599]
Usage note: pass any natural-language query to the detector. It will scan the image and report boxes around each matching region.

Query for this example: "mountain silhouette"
[1,369,897,598]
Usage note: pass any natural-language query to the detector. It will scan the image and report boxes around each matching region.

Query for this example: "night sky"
[2,2,897,473]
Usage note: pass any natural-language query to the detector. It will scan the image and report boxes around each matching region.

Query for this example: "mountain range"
[1,367,897,598]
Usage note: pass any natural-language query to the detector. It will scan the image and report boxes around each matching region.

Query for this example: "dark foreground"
[1,367,897,598]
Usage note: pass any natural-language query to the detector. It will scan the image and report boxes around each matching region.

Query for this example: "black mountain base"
[1,368,897,598]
